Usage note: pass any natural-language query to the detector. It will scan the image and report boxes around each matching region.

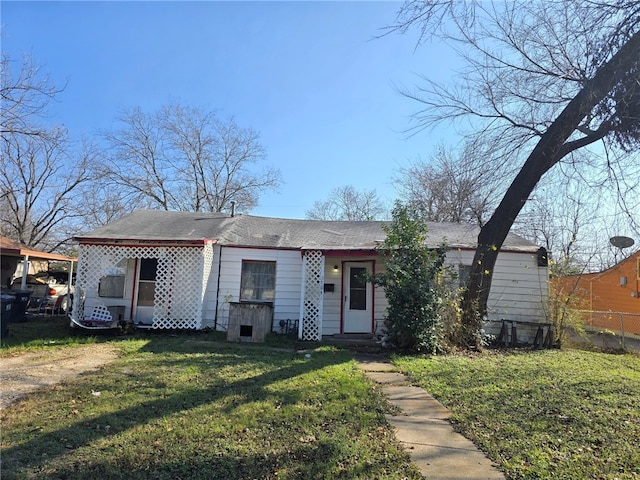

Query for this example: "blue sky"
[2,1,460,219]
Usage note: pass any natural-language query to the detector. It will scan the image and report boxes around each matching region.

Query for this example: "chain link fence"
[576,310,640,351]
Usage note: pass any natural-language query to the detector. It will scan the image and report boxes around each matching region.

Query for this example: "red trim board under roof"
[77,238,217,247]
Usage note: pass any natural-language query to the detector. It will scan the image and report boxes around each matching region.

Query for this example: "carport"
[0,236,76,291]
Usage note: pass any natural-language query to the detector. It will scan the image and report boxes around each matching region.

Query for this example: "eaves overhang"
[0,237,76,262]
[76,237,218,248]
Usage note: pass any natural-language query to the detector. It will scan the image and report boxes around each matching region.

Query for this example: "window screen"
[98,275,125,298]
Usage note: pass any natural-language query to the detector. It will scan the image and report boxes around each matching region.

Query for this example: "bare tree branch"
[391,0,640,347]
[99,102,281,215]
[306,185,387,221]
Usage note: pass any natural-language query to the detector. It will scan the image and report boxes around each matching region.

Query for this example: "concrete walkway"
[355,354,505,480]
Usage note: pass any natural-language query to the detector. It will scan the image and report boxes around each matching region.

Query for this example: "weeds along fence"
[577,310,640,350]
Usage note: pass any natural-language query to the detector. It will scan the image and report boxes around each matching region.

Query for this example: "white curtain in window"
[241,261,275,301]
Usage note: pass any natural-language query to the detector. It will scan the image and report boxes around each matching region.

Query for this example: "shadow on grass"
[1,335,365,479]
[1,314,121,350]
[62,442,396,480]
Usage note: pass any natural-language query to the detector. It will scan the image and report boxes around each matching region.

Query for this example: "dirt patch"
[0,344,120,409]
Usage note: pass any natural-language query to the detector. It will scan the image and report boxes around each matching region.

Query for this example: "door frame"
[132,257,157,325]
[340,260,375,334]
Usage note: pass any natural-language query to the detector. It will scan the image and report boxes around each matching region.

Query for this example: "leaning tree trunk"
[460,30,640,348]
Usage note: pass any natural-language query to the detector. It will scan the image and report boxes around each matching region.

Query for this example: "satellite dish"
[610,236,635,249]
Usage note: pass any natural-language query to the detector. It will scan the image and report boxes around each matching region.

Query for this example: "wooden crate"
[227,302,274,342]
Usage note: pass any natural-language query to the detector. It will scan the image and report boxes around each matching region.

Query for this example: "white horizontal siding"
[214,247,302,332]
[321,255,386,336]
[489,252,549,323]
[202,244,221,329]
[373,262,388,335]
[443,249,548,324]
[322,257,343,335]
[209,246,548,342]
[322,250,547,337]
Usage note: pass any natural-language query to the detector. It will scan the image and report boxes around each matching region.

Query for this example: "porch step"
[321,334,382,349]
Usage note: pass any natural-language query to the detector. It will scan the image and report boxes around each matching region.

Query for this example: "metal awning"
[1,237,76,262]
[0,237,76,290]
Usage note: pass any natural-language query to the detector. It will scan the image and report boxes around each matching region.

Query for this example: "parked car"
[11,271,74,313]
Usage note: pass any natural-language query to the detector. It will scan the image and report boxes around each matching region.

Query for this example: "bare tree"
[0,127,93,250]
[395,141,504,225]
[1,54,91,251]
[305,185,387,221]
[100,103,282,214]
[515,181,592,272]
[388,1,640,347]
[1,53,63,139]
[516,146,639,273]
[70,180,139,231]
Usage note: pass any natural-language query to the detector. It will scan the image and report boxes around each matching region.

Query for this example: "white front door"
[342,261,373,333]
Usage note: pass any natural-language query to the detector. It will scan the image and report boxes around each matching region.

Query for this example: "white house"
[70,210,549,342]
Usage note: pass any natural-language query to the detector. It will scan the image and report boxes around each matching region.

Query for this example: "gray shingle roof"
[75,210,539,252]
[76,210,233,243]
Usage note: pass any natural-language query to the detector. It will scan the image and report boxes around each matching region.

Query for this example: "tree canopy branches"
[389,0,640,347]
[1,53,64,140]
[1,54,92,251]
[2,54,281,249]
[305,185,386,221]
[395,2,640,151]
[394,140,504,226]
[100,103,282,214]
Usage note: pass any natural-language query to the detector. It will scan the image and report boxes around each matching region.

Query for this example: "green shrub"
[372,203,457,353]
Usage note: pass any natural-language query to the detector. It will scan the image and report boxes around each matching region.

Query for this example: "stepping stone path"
[356,354,506,480]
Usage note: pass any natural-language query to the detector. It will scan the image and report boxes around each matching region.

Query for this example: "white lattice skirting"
[72,243,213,329]
[300,250,324,341]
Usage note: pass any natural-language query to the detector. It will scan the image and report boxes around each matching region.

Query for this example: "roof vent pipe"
[230,201,236,217]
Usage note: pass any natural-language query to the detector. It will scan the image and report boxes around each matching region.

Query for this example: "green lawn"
[393,350,640,480]
[2,317,639,479]
[1,318,420,480]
